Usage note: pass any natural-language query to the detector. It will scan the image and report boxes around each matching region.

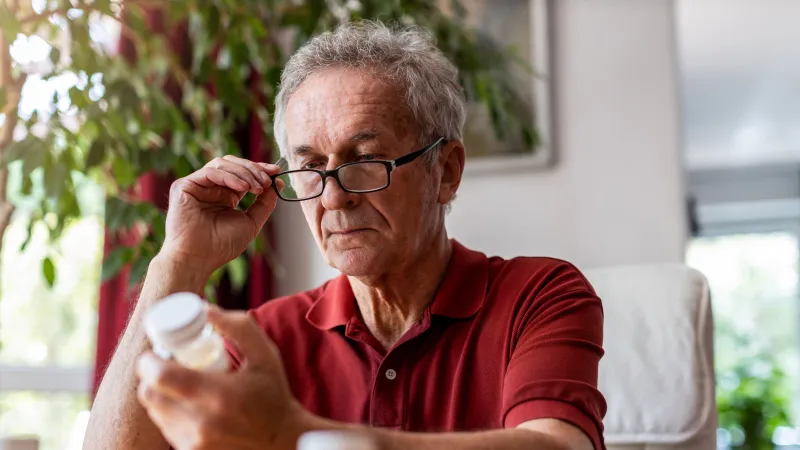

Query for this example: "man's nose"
[320,176,359,210]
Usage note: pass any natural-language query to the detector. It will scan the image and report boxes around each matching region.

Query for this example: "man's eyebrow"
[291,144,314,156]
[290,131,380,156]
[349,130,381,143]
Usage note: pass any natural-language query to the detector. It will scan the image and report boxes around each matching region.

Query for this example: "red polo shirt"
[231,240,606,449]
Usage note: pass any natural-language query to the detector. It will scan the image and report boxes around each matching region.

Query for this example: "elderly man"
[85,22,606,450]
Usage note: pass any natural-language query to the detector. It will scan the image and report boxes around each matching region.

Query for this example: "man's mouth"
[329,228,369,236]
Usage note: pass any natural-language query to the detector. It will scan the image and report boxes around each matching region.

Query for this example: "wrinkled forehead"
[284,68,417,151]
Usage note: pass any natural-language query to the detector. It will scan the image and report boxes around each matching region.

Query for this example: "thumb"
[245,185,279,229]
[207,305,276,369]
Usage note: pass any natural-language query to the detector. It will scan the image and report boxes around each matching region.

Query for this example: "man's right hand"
[159,155,283,277]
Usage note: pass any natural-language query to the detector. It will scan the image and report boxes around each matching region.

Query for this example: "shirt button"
[385,368,397,380]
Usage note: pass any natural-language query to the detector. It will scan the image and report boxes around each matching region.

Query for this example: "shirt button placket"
[371,359,405,429]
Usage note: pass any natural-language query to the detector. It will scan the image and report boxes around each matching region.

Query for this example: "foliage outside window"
[688,233,799,449]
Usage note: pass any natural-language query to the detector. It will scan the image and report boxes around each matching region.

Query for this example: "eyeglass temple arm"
[394,137,447,167]
[266,157,288,180]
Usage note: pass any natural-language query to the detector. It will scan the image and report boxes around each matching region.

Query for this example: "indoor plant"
[0,0,535,294]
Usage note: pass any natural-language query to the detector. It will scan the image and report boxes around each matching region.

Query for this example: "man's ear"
[438,140,465,206]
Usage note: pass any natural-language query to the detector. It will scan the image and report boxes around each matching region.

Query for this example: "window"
[1,3,117,448]
[688,232,800,448]
[0,214,103,450]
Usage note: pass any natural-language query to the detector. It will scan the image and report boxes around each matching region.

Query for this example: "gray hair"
[274,21,467,166]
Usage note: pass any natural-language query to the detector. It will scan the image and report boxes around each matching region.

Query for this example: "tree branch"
[0,19,21,288]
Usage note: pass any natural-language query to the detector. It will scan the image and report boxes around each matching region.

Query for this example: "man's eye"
[302,162,324,169]
[356,154,380,161]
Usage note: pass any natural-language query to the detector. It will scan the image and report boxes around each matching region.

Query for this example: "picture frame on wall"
[457,0,555,175]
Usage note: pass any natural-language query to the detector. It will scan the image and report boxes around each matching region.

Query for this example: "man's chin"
[325,246,386,277]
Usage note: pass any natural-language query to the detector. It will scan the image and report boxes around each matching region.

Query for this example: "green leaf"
[55,195,81,234]
[49,47,61,66]
[42,257,56,288]
[207,5,221,38]
[226,256,248,293]
[120,201,141,230]
[105,197,142,231]
[129,252,154,289]
[112,157,136,188]
[44,161,68,200]
[19,215,36,252]
[104,197,124,230]
[85,139,106,168]
[21,141,47,177]
[0,5,20,41]
[2,135,34,166]
[68,87,87,109]
[95,0,112,14]
[101,246,134,282]
[151,212,166,241]
[174,156,194,178]
[20,173,33,196]
[151,145,178,173]
[27,110,39,128]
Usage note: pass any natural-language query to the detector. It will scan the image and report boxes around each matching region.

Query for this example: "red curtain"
[91,8,274,397]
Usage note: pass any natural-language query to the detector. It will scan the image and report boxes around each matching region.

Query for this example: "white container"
[144,292,229,371]
[297,431,376,450]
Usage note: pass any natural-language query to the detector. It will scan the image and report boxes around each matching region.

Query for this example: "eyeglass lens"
[275,162,389,200]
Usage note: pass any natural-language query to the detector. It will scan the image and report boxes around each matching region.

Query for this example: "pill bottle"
[144,292,229,371]
[297,431,376,450]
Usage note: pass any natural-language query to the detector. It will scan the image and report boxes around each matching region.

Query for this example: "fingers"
[223,155,274,190]
[245,189,279,226]
[203,157,268,194]
[202,167,250,192]
[137,376,184,417]
[206,305,276,369]
[137,352,208,399]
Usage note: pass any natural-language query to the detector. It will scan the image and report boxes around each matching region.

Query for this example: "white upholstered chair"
[584,264,717,450]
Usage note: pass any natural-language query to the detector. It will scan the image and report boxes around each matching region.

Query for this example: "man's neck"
[349,233,452,350]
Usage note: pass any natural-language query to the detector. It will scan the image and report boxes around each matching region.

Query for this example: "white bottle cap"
[144,292,207,353]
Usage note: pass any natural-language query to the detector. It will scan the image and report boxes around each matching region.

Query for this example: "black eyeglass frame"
[270,137,447,202]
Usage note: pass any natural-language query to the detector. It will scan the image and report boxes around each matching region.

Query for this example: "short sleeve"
[502,263,607,450]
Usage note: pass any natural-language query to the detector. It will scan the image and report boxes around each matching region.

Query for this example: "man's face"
[283,68,445,277]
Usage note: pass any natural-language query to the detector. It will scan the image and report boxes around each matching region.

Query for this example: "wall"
[273,0,688,296]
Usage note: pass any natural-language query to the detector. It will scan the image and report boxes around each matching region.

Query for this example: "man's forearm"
[292,415,573,450]
[83,255,210,450]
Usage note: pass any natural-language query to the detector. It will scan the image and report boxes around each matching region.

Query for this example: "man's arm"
[296,415,593,450]
[85,157,279,449]
[83,255,209,450]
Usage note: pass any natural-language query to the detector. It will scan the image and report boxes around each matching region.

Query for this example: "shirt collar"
[429,240,490,318]
[305,239,490,330]
[305,274,355,330]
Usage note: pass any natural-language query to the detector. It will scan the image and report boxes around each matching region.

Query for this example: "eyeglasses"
[270,137,446,202]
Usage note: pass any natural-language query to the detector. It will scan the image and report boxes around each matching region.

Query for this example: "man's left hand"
[136,305,307,450]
